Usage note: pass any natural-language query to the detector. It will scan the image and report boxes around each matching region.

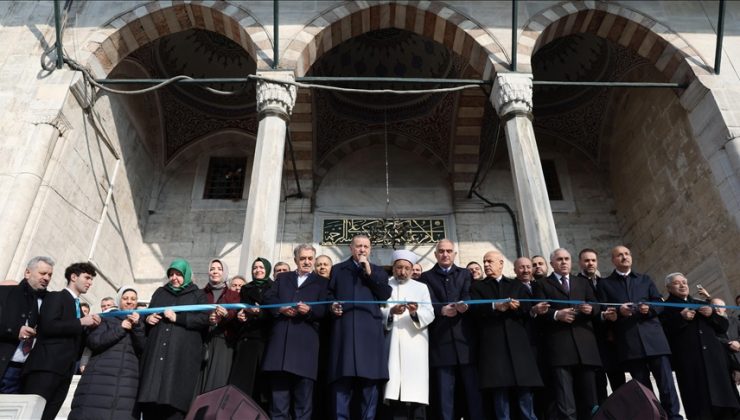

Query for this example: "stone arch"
[84,1,273,78]
[518,1,711,84]
[282,1,508,80]
[314,132,448,192]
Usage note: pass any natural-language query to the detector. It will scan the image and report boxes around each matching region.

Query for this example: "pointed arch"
[518,1,710,85]
[84,1,273,77]
[282,1,508,80]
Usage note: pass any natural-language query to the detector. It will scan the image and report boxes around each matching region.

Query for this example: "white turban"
[391,250,418,265]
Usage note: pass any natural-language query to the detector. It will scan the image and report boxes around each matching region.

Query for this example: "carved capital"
[491,73,533,117]
[256,71,296,120]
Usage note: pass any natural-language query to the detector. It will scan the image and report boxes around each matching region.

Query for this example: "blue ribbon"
[100,298,737,318]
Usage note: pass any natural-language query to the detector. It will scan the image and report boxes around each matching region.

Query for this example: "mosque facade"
[0,0,739,304]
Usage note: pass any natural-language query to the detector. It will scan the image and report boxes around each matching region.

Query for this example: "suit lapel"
[547,275,568,297]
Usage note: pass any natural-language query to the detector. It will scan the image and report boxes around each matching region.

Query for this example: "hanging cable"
[284,126,303,199]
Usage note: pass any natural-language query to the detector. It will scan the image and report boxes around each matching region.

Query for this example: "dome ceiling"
[310,28,470,168]
[126,29,258,161]
[532,33,654,161]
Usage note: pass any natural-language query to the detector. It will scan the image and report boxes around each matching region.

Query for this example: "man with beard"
[577,248,624,402]
[0,256,54,393]
[660,273,740,420]
[382,250,435,419]
[531,255,548,280]
[411,264,423,281]
[465,262,484,281]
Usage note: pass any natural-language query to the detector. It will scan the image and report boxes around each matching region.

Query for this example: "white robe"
[382,277,435,405]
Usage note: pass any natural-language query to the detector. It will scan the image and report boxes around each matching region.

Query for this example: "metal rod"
[511,0,517,72]
[53,0,64,69]
[273,0,279,69]
[93,77,688,89]
[298,76,491,85]
[533,81,687,88]
[715,0,725,74]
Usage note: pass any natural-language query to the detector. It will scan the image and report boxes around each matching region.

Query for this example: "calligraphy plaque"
[321,218,446,246]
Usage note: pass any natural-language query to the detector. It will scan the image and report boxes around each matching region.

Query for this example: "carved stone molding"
[491,73,533,118]
[28,111,72,136]
[256,71,296,120]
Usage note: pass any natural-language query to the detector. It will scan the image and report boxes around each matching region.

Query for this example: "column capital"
[491,73,533,117]
[256,70,297,120]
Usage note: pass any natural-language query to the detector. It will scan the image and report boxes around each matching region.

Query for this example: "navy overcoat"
[596,270,671,361]
[261,271,328,380]
[327,258,391,383]
[418,264,476,367]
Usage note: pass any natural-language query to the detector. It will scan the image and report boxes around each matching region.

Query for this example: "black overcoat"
[327,258,391,383]
[470,276,543,388]
[262,271,328,380]
[0,280,41,375]
[418,264,477,367]
[534,273,601,367]
[596,271,671,361]
[69,316,146,420]
[660,294,740,418]
[137,284,209,412]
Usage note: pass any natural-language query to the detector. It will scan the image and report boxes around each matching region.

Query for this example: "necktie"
[561,276,570,293]
[623,275,631,293]
[75,298,81,318]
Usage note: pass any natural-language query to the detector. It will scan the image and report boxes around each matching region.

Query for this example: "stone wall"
[605,83,740,301]
[5,89,157,306]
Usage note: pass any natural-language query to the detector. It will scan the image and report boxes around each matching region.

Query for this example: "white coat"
[381,277,435,405]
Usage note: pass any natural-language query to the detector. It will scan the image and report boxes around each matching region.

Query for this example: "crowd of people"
[0,236,739,420]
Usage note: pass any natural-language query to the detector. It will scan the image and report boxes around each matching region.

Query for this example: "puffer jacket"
[68,315,146,420]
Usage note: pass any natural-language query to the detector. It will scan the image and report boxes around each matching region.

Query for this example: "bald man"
[596,245,681,420]
[472,251,542,419]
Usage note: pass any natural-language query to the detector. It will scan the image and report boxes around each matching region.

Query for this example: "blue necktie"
[75,298,81,318]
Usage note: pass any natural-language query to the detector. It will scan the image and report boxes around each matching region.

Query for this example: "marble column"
[490,73,559,257]
[239,71,296,275]
[0,116,64,280]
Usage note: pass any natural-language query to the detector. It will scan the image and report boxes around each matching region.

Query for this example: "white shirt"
[296,272,309,288]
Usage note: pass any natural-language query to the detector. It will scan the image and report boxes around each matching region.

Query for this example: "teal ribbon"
[99,298,736,318]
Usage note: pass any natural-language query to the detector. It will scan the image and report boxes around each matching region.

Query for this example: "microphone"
[360,261,368,271]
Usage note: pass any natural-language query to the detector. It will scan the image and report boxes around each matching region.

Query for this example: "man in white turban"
[381,249,435,419]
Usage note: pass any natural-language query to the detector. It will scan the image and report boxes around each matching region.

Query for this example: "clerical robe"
[381,277,435,405]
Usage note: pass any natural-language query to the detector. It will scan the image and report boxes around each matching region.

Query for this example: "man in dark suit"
[0,256,54,394]
[21,262,101,420]
[472,251,542,420]
[418,239,483,420]
[328,234,391,420]
[576,248,625,403]
[533,248,601,420]
[262,244,329,420]
[661,273,740,420]
[596,245,681,420]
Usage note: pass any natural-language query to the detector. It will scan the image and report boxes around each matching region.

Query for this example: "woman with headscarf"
[198,258,241,393]
[138,259,210,420]
[229,257,274,407]
[69,285,145,420]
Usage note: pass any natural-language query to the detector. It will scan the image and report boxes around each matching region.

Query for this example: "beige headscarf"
[208,258,230,289]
